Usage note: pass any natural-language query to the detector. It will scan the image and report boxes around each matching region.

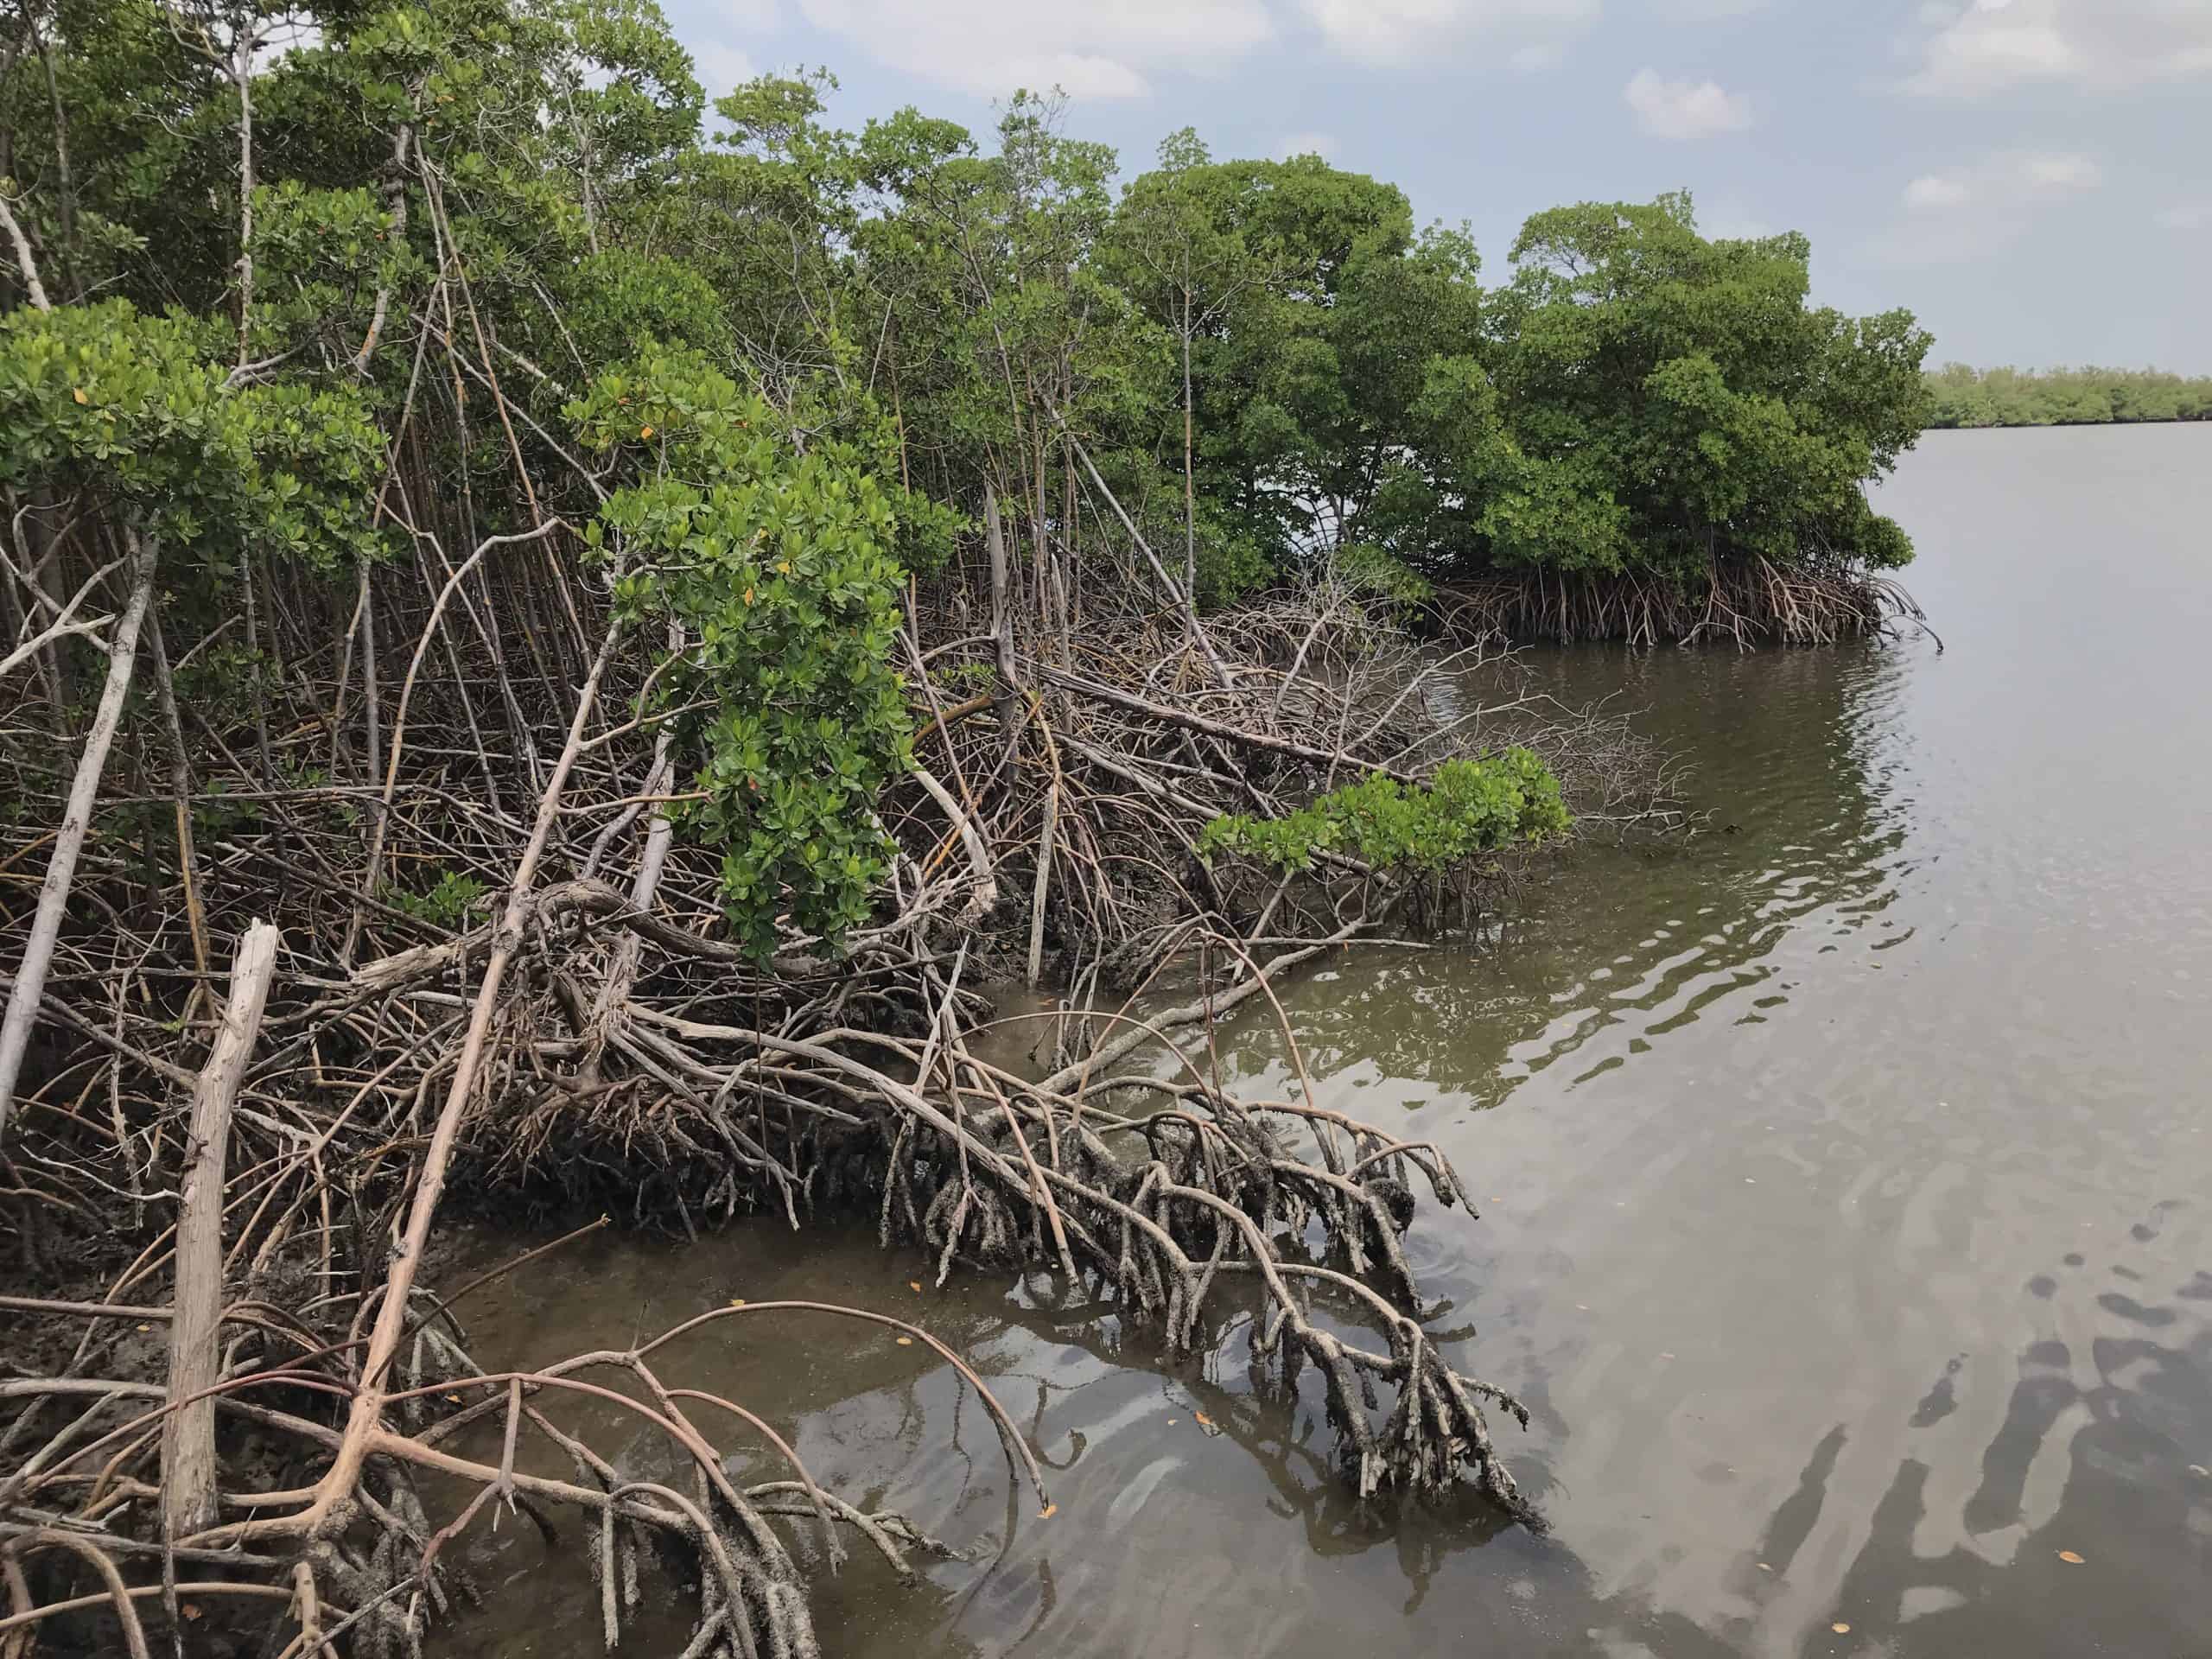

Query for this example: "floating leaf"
[894,1336,913,1346]
[2057,1550,2083,1564]
[1831,1623,1850,1635]
[908,1281,921,1293]
[1039,1503,1057,1519]
[728,1298,746,1307]
[1193,1411,1213,1427]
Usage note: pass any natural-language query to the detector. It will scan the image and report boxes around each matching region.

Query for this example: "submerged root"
[0,909,1542,1655]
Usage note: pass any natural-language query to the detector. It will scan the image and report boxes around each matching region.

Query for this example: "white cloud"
[1280,130,1338,157]
[691,41,760,103]
[796,0,1275,99]
[1876,149,2103,264]
[1300,0,1598,68]
[2019,153,2100,190]
[1901,0,2212,97]
[1904,174,1972,209]
[701,0,1603,101]
[1623,67,1754,139]
[1645,0,1769,19]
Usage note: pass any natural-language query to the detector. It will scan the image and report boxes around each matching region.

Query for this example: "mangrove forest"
[0,2,1942,1654]
[1923,362,2212,429]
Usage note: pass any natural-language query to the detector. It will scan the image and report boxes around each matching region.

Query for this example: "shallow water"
[442,424,2212,1659]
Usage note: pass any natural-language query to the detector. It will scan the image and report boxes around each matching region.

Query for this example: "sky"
[654,0,2212,372]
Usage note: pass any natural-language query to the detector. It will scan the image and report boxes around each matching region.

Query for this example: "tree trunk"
[587,620,684,1062]
[985,493,1022,756]
[232,27,255,371]
[147,612,214,1008]
[0,532,158,1137]
[1027,782,1058,987]
[1052,414,1233,687]
[162,921,281,1540]
[298,620,626,1535]
[1183,284,1198,630]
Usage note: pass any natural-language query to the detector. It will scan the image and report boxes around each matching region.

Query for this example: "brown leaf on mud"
[894,1336,913,1345]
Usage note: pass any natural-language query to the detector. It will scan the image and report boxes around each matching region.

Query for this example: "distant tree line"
[1924,364,2212,429]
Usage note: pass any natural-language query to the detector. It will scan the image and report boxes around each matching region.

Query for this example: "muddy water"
[442,424,2212,1659]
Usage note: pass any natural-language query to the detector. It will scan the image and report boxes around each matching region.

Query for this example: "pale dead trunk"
[162,920,281,1540]
[0,533,158,1137]
[1026,782,1058,988]
[587,620,684,1056]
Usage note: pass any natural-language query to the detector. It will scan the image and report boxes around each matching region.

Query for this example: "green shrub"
[381,871,488,929]
[1198,747,1569,875]
[572,353,914,961]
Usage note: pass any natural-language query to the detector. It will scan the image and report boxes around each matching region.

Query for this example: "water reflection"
[439,1227,1759,1659]
[1231,639,1918,1105]
[436,1172,2206,1659]
[1810,1217,2212,1656]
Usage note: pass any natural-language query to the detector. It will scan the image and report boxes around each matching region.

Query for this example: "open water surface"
[446,424,2212,1658]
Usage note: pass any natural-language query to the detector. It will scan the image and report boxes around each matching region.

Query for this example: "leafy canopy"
[0,299,385,582]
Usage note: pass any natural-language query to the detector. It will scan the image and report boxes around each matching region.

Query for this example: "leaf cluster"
[0,299,384,581]
[1198,748,1570,876]
[573,353,913,960]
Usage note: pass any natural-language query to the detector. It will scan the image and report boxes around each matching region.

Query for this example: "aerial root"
[1442,556,1929,649]
[1,575,1604,1652]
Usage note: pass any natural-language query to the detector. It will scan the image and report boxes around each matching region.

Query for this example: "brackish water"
[448,425,2212,1658]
